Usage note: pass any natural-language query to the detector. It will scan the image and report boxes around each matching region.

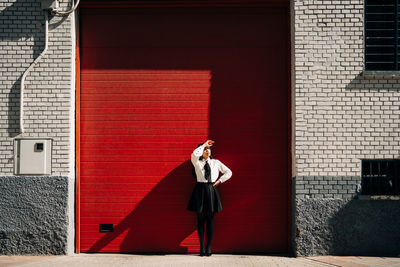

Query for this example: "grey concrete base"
[0,176,68,255]
[295,198,400,256]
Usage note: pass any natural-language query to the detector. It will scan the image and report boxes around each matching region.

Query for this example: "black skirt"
[187,182,223,213]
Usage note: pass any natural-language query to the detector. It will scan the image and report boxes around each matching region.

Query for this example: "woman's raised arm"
[191,140,214,165]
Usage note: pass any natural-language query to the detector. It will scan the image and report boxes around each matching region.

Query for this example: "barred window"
[361,160,400,195]
[365,0,400,70]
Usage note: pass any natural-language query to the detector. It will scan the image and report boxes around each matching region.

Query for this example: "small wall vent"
[99,224,114,233]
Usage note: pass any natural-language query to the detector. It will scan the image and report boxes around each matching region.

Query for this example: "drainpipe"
[52,0,81,16]
[20,11,49,134]
[19,0,81,134]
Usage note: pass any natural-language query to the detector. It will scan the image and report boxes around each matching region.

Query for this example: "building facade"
[0,0,399,255]
[0,0,75,254]
[294,0,400,255]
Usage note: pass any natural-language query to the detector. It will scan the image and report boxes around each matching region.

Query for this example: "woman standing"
[187,140,232,256]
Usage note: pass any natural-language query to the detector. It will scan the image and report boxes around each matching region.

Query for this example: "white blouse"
[191,146,232,183]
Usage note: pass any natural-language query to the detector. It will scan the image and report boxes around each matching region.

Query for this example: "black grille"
[365,0,400,70]
[361,159,400,195]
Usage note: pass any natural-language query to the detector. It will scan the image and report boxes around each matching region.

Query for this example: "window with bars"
[365,0,400,70]
[361,160,400,195]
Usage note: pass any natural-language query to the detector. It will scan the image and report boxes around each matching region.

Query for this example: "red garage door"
[79,5,290,253]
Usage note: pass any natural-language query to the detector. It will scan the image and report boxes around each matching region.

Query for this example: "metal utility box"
[14,139,52,175]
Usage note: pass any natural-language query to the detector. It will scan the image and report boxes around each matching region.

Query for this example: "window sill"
[362,70,400,78]
[358,195,400,201]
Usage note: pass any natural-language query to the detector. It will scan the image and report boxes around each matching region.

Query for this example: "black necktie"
[204,160,211,182]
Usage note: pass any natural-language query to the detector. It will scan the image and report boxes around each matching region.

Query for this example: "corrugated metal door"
[80,6,289,253]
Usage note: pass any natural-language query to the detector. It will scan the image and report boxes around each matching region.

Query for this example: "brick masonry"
[293,0,400,256]
[1,0,399,256]
[294,0,400,178]
[295,176,360,199]
[0,0,74,176]
[0,0,75,255]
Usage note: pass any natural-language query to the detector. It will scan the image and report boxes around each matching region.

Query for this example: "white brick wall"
[2,0,399,178]
[0,0,74,176]
[295,0,400,176]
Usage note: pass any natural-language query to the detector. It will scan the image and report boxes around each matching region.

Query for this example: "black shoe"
[200,248,205,256]
[205,248,212,256]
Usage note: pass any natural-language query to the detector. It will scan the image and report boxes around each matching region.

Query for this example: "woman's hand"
[213,180,221,187]
[204,140,214,147]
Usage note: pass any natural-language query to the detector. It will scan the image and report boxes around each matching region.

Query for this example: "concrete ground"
[0,254,400,267]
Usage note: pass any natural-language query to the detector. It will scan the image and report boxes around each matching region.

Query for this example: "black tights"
[197,212,214,252]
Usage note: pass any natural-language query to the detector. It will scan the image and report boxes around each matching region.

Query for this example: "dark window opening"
[361,159,400,195]
[365,0,400,70]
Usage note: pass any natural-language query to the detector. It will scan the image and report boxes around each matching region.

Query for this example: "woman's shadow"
[88,160,198,253]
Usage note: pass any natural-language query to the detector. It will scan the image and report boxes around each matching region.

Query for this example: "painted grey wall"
[0,176,68,255]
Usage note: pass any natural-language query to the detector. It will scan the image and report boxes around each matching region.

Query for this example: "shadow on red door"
[80,6,289,253]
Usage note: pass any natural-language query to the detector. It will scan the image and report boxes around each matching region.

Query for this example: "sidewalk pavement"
[0,254,399,267]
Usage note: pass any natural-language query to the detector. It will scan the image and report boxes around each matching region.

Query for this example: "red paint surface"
[80,7,289,253]
[80,0,289,8]
[76,20,81,253]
